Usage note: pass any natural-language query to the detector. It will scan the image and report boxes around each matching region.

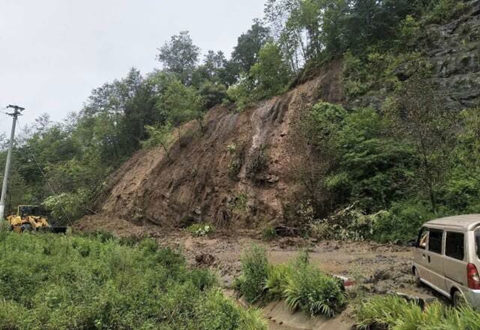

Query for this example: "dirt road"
[75,218,438,329]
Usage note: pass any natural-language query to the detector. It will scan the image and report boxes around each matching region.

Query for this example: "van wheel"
[452,290,467,308]
[413,267,421,287]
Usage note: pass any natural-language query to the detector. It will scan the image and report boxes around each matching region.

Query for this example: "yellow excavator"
[6,205,67,233]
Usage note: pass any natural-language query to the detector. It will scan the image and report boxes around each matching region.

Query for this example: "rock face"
[424,1,480,110]
[351,1,480,112]
[91,61,343,229]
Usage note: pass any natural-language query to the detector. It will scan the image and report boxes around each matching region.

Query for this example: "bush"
[234,245,269,303]
[43,189,90,224]
[265,263,291,300]
[372,200,435,243]
[186,223,216,237]
[355,295,480,330]
[235,248,346,318]
[0,232,262,329]
[284,262,346,317]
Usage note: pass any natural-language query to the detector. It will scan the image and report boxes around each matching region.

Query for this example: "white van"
[413,214,480,308]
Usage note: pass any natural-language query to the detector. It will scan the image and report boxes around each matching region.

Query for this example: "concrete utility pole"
[0,105,25,221]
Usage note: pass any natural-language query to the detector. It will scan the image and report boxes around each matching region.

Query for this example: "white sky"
[0,0,266,135]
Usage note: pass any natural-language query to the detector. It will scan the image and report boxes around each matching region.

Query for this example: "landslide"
[81,60,343,230]
[78,2,480,232]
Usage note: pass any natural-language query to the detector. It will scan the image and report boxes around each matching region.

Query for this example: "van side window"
[417,227,428,249]
[445,232,464,260]
[428,229,443,254]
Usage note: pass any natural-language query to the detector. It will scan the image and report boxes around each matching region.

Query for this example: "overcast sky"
[0,0,265,135]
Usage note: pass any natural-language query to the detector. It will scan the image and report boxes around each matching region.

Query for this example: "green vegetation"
[186,223,216,237]
[235,246,345,317]
[234,245,269,304]
[302,91,480,243]
[0,232,265,329]
[355,295,480,330]
[261,224,278,241]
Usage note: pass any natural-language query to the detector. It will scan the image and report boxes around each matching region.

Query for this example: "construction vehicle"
[6,205,67,233]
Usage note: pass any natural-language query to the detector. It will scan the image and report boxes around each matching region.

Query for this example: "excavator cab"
[7,205,66,233]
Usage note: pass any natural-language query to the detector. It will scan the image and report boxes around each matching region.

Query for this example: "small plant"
[226,143,237,154]
[234,245,269,304]
[228,143,246,181]
[283,260,346,317]
[246,145,269,182]
[262,225,278,241]
[231,193,248,214]
[187,223,216,237]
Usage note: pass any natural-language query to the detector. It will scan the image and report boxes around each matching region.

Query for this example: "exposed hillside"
[87,61,343,229]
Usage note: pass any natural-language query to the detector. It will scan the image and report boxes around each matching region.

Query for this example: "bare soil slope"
[85,61,343,229]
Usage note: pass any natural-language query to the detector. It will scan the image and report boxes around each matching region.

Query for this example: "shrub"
[235,249,346,318]
[234,245,269,303]
[141,123,173,153]
[372,200,435,243]
[284,262,346,317]
[226,78,253,112]
[355,295,480,330]
[186,223,216,237]
[43,189,90,224]
[265,263,291,300]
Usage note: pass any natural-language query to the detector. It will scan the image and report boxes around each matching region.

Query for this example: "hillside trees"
[157,31,200,84]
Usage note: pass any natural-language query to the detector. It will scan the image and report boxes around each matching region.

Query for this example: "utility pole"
[0,105,25,221]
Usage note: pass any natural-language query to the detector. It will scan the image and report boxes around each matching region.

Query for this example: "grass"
[235,246,346,318]
[234,245,269,304]
[0,231,266,329]
[355,295,480,330]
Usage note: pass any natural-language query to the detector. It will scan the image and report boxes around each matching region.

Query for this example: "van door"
[414,227,429,279]
[425,229,447,293]
[444,231,467,289]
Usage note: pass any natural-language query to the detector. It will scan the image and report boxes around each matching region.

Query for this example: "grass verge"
[0,231,265,329]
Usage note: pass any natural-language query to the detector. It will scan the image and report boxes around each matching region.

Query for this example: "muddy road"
[75,218,439,329]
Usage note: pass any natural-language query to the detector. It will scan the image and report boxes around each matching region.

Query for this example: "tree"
[249,42,291,99]
[157,31,200,84]
[156,77,205,128]
[142,123,174,159]
[231,21,271,74]
[387,76,458,212]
